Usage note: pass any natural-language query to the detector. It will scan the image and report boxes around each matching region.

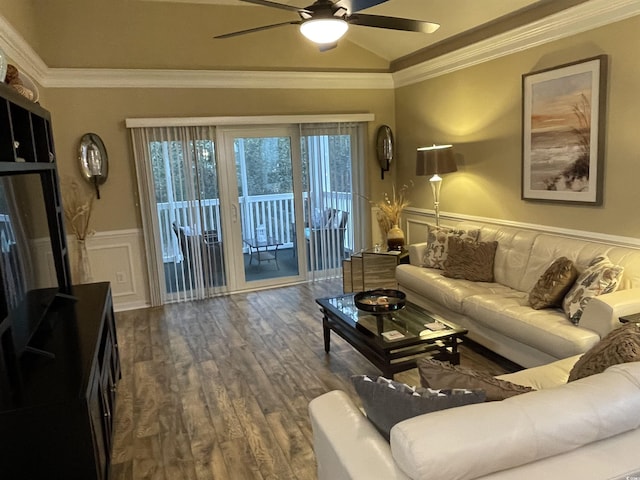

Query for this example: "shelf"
[0,83,52,164]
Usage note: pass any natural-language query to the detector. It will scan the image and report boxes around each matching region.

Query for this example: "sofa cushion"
[417,358,534,401]
[563,255,624,324]
[528,257,578,309]
[391,362,640,480]
[423,224,479,269]
[568,322,640,382]
[474,224,539,292]
[462,292,601,359]
[395,264,511,313]
[442,237,498,282]
[497,354,581,390]
[351,375,485,440]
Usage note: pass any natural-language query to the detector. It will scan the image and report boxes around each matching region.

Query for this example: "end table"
[343,248,409,293]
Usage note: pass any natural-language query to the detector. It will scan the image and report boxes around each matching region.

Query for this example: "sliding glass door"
[218,126,305,291]
[130,119,367,305]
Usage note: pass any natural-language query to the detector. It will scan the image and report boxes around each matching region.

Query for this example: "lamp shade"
[300,19,349,44]
[416,145,457,176]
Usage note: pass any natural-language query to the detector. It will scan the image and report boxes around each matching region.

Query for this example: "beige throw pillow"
[442,236,498,282]
[562,255,624,325]
[568,322,640,382]
[417,358,534,401]
[423,225,479,269]
[528,257,578,310]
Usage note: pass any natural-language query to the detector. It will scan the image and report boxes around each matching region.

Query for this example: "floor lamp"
[416,145,457,226]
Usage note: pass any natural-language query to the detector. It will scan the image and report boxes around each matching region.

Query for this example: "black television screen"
[0,172,60,354]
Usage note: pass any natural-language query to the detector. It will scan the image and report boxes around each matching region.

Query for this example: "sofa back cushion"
[391,362,640,480]
[464,223,538,291]
[524,234,640,293]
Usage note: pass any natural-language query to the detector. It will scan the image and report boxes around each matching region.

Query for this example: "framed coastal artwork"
[521,55,608,204]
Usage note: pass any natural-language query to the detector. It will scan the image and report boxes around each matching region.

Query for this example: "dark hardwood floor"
[110,280,519,480]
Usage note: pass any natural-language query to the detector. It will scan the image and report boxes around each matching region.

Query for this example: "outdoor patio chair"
[305,209,349,270]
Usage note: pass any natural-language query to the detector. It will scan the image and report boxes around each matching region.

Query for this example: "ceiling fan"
[214,0,440,51]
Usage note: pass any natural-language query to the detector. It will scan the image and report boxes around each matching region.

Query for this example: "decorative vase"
[76,238,93,283]
[387,224,405,251]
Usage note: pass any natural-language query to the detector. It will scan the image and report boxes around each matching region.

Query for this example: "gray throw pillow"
[351,375,485,440]
[417,358,534,401]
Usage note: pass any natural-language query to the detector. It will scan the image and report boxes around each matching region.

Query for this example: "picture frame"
[522,55,607,204]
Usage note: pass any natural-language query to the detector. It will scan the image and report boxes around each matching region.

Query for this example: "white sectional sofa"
[309,357,640,480]
[396,222,640,367]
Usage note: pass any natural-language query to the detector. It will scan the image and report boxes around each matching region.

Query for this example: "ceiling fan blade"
[348,14,440,33]
[335,0,388,14]
[214,20,302,39]
[236,0,311,15]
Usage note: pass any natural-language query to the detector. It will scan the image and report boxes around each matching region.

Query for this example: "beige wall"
[395,15,640,239]
[44,87,396,235]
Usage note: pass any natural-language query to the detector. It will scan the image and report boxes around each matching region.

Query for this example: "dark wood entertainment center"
[0,83,120,478]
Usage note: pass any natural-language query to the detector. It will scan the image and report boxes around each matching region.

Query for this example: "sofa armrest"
[579,288,640,338]
[408,242,427,266]
[308,390,410,480]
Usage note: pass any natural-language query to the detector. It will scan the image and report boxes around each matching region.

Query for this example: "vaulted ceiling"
[24,0,590,73]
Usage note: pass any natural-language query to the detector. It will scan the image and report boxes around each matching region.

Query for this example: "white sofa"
[396,222,640,367]
[309,357,640,480]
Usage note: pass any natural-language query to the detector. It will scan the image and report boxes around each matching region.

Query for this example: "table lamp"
[416,145,457,226]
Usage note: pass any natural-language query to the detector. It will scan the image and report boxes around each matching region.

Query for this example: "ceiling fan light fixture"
[300,18,349,45]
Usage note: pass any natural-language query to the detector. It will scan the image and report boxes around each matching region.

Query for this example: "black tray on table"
[354,289,406,314]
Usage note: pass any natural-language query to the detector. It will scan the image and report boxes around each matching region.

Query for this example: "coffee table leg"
[323,316,331,353]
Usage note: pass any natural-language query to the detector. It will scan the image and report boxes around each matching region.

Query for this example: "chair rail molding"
[403,206,640,250]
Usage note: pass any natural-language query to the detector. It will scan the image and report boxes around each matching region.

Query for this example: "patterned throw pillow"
[562,256,624,325]
[351,374,485,440]
[442,236,498,282]
[568,322,640,381]
[423,225,480,269]
[528,257,578,310]
[417,358,534,401]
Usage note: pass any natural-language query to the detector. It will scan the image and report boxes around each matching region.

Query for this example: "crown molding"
[393,0,640,88]
[0,15,48,84]
[42,68,394,90]
[0,0,638,90]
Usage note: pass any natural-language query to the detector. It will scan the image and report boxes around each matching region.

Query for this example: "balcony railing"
[157,192,352,262]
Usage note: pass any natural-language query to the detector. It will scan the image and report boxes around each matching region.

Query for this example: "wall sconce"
[79,133,109,199]
[416,144,457,226]
[376,125,394,180]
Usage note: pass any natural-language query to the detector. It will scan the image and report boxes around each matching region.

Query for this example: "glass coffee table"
[316,293,468,378]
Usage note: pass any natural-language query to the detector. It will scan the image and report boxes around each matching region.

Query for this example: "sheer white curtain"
[300,122,366,279]
[129,125,222,306]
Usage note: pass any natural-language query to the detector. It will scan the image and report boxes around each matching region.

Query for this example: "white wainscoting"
[401,207,640,249]
[70,229,150,312]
